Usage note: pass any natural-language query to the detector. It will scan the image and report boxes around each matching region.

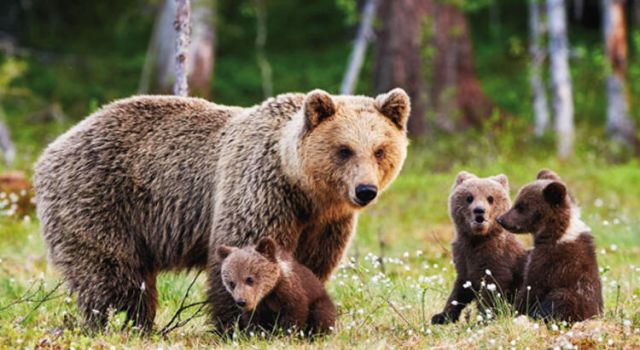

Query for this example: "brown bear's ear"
[491,174,509,190]
[304,89,336,130]
[216,245,235,260]
[375,88,411,130]
[454,171,476,187]
[256,237,278,262]
[537,169,561,181]
[543,181,567,207]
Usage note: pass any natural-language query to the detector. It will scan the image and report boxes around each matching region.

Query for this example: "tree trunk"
[374,1,496,134]
[430,2,496,131]
[603,0,639,153]
[139,0,215,98]
[573,0,584,20]
[374,0,429,136]
[188,0,216,98]
[174,0,191,97]
[0,121,15,165]
[547,0,575,159]
[341,0,380,95]
[529,0,550,136]
[255,0,273,98]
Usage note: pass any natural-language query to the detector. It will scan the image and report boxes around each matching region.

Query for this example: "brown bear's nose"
[355,184,377,205]
[236,299,247,307]
[473,207,485,215]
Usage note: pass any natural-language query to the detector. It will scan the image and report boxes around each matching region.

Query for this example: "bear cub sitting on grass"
[432,172,528,324]
[497,169,602,322]
[217,237,336,335]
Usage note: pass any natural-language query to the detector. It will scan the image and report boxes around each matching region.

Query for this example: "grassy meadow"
[0,130,639,349]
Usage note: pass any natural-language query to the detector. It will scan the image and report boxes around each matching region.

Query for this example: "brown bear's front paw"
[431,312,451,325]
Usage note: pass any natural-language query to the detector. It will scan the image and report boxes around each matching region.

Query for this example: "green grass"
[1,133,639,349]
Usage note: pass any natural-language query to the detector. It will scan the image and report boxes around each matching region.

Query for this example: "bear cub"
[432,171,527,324]
[217,237,336,335]
[497,169,602,322]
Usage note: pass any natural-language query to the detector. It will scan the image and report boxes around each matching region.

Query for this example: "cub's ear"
[255,237,278,262]
[491,174,509,190]
[543,181,567,207]
[537,169,561,181]
[216,245,235,260]
[375,88,411,130]
[454,171,476,187]
[304,89,336,130]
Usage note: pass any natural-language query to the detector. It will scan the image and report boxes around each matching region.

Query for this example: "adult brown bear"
[34,89,410,332]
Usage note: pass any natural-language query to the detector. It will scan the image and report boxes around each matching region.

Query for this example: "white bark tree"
[340,0,380,95]
[547,0,574,159]
[174,0,191,96]
[603,0,638,152]
[0,121,15,164]
[139,0,215,98]
[529,0,550,136]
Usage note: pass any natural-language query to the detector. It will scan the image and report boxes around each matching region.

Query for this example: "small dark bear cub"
[217,237,336,335]
[432,172,527,325]
[497,169,603,322]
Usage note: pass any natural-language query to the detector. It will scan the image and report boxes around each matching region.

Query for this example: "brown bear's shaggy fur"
[432,171,527,324]
[497,169,603,322]
[217,237,336,335]
[34,89,410,331]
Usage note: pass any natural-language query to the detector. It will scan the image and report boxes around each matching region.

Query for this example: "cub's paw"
[431,313,450,325]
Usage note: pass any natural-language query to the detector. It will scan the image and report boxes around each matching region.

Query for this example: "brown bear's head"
[286,88,410,209]
[449,171,511,236]
[217,237,282,312]
[497,169,582,243]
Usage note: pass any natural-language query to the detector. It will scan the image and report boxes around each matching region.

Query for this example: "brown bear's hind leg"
[65,256,157,332]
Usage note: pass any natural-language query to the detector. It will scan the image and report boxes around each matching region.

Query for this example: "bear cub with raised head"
[217,237,336,335]
[432,171,527,324]
[497,169,602,322]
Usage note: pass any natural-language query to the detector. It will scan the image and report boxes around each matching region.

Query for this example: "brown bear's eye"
[487,196,494,205]
[337,146,353,160]
[515,203,525,213]
[466,195,474,203]
[374,148,385,159]
[228,281,236,289]
[245,277,254,286]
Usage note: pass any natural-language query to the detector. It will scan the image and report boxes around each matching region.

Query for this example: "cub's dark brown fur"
[217,237,336,335]
[432,172,527,324]
[497,169,603,322]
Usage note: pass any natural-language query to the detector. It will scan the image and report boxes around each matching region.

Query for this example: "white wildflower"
[485,269,492,276]
[487,283,497,292]
[463,281,472,289]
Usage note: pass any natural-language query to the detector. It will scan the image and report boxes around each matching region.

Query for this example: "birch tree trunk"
[140,0,215,98]
[340,0,380,95]
[603,0,639,153]
[0,121,15,165]
[547,0,574,159]
[255,0,273,98]
[529,0,550,136]
[174,0,191,96]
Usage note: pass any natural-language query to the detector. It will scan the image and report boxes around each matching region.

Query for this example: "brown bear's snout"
[355,184,378,206]
[235,299,247,308]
